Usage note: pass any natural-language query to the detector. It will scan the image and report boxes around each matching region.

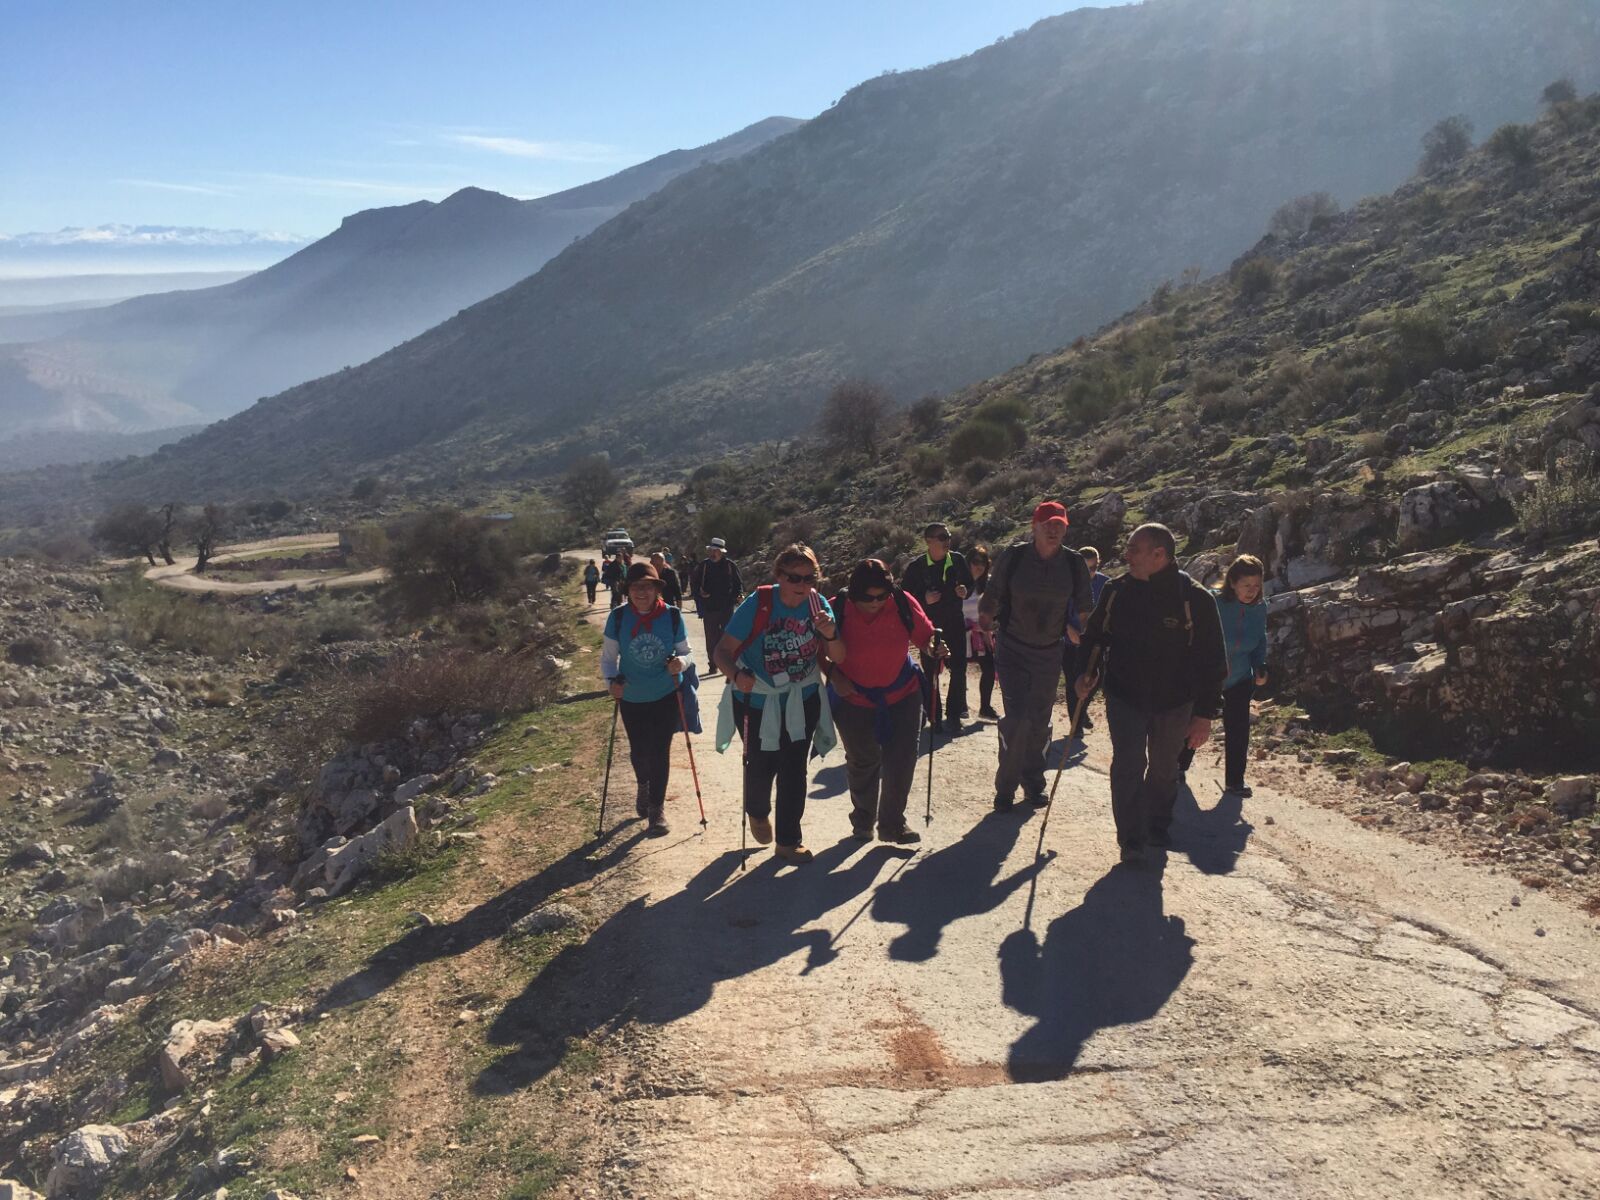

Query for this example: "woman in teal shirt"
[1180,554,1268,795]
[713,543,842,863]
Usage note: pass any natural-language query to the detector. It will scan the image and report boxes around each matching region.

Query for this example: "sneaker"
[774,843,814,863]
[878,826,922,845]
[647,810,669,837]
[993,793,1016,814]
[978,706,1000,720]
[748,814,774,845]
[1120,846,1146,868]
[1148,828,1171,849]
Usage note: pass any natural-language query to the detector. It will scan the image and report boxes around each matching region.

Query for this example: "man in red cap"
[977,501,1094,811]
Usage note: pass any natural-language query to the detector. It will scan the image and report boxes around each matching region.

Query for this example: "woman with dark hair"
[825,558,943,844]
[714,544,841,863]
[583,559,601,606]
[963,545,999,720]
[1179,554,1268,796]
[601,561,694,835]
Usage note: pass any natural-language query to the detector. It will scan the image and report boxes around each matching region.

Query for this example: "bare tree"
[818,378,893,456]
[192,503,229,573]
[1419,115,1473,174]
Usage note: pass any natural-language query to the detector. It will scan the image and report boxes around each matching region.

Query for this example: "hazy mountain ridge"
[0,117,801,436]
[107,0,1600,499]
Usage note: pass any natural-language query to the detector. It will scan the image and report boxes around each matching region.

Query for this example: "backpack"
[730,585,779,663]
[831,587,916,639]
[1095,575,1194,644]
[995,542,1089,635]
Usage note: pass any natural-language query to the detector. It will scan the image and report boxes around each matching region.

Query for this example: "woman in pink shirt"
[824,559,946,844]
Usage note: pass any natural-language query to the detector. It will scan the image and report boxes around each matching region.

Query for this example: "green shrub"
[1191,367,1236,397]
[907,395,944,437]
[1516,451,1600,539]
[1233,257,1278,302]
[698,504,773,557]
[1419,115,1473,174]
[1094,432,1134,468]
[385,510,520,611]
[907,445,945,482]
[1486,123,1536,169]
[949,419,1018,465]
[1551,301,1600,333]
[95,571,284,661]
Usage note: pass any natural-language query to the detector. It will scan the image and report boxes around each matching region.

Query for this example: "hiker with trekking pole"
[600,561,699,837]
[978,502,1094,813]
[821,558,945,846]
[1076,523,1228,867]
[902,522,970,733]
[713,543,840,864]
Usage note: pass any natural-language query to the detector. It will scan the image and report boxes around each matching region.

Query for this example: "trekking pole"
[1039,647,1101,843]
[739,706,751,870]
[925,652,943,826]
[674,680,708,831]
[598,684,623,839]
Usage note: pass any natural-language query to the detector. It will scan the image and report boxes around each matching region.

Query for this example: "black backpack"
[832,587,917,639]
[996,541,1090,635]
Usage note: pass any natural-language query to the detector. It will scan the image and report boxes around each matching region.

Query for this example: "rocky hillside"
[0,548,617,1198]
[632,87,1600,774]
[0,118,799,437]
[99,0,1600,500]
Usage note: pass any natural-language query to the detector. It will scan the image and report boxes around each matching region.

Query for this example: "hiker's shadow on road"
[317,826,650,1013]
[810,763,849,800]
[473,840,893,1095]
[1000,863,1195,1082]
[1172,783,1253,875]
[871,811,1047,963]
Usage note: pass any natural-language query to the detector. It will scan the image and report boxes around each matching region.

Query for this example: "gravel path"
[504,599,1600,1199]
[144,533,386,593]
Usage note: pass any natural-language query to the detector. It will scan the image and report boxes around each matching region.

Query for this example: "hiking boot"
[848,822,874,842]
[1120,845,1146,868]
[747,814,774,845]
[1228,784,1253,798]
[879,826,921,846]
[1023,789,1049,809]
[774,843,814,863]
[978,706,1000,720]
[943,715,962,734]
[647,810,669,837]
[993,793,1016,814]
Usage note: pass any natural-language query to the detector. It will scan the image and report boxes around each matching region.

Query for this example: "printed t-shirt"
[723,590,834,710]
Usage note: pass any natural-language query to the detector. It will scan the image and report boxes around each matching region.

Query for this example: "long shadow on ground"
[474,839,898,1094]
[1000,861,1195,1082]
[871,810,1050,962]
[317,824,650,1012]
[1171,783,1253,875]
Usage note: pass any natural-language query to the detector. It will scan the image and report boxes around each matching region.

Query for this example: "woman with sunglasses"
[963,545,999,720]
[824,559,945,844]
[714,544,841,863]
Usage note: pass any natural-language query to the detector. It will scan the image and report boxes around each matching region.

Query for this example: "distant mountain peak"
[439,186,521,209]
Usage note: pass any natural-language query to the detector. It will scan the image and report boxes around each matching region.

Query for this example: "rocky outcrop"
[45,1126,128,1198]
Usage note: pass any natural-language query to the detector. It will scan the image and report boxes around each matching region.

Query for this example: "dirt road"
[502,598,1600,1199]
[145,533,386,594]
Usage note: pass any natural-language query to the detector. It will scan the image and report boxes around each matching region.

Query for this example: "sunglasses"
[858,590,890,603]
[779,570,817,585]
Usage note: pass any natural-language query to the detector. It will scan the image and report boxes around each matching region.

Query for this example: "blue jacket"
[1215,595,1267,690]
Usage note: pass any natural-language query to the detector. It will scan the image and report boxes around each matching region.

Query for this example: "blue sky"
[2,1,1111,242]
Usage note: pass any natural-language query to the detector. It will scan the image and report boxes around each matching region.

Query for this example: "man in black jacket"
[690,537,744,660]
[1077,524,1227,866]
[901,523,969,732]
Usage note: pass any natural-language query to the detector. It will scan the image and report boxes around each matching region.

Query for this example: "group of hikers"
[594,502,1269,869]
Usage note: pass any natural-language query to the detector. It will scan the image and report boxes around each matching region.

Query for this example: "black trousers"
[921,623,967,723]
[733,692,819,847]
[975,650,996,713]
[701,607,733,663]
[585,582,598,603]
[1178,678,1254,788]
[619,692,678,813]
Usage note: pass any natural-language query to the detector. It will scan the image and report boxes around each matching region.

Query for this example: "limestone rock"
[46,1125,129,1198]
[509,902,583,937]
[159,1018,234,1092]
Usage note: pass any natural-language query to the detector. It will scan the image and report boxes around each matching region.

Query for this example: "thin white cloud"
[118,178,241,196]
[240,173,459,199]
[444,133,622,163]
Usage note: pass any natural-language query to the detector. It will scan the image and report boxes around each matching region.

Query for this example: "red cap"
[1032,501,1070,527]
